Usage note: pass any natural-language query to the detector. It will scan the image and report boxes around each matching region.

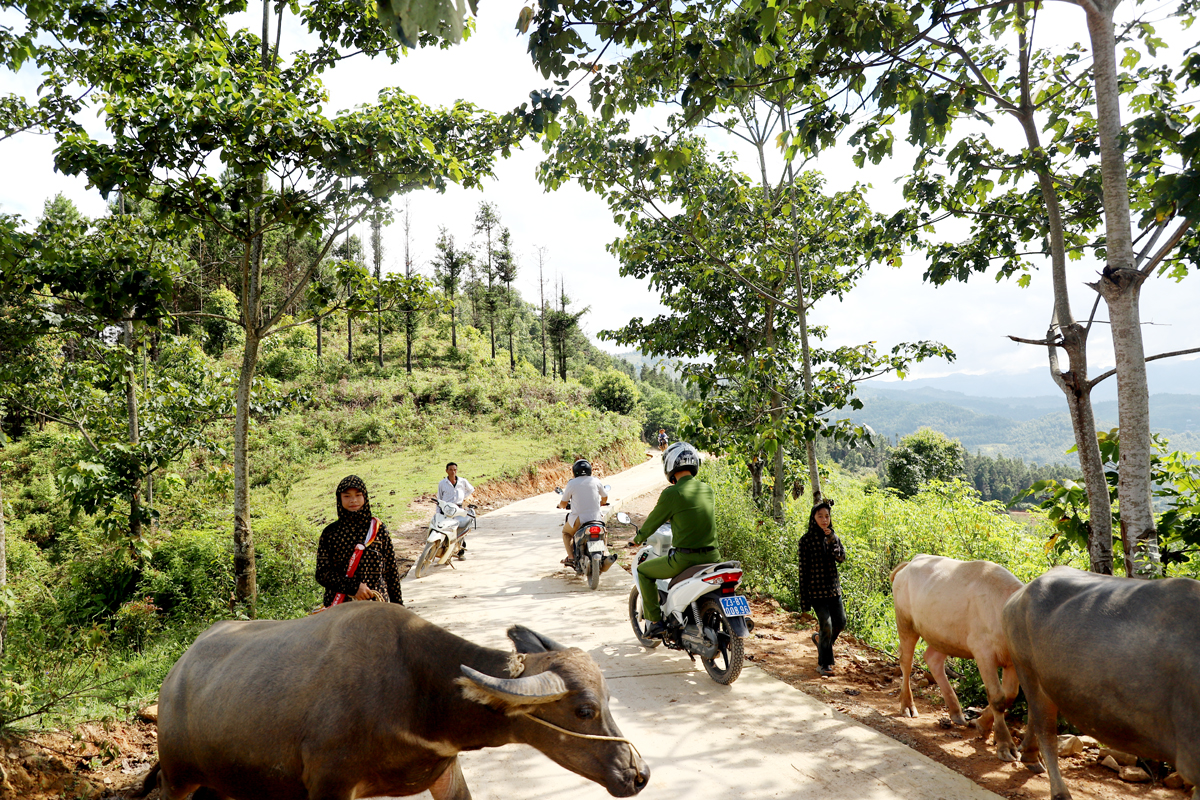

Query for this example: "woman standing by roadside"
[316,475,404,607]
[797,501,846,676]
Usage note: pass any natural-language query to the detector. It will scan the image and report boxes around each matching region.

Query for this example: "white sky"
[1,2,1197,386]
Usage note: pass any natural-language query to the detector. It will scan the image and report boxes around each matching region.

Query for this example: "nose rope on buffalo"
[522,713,644,763]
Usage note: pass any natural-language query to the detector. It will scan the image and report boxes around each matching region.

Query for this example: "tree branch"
[1088,345,1200,389]
[1139,217,1194,276]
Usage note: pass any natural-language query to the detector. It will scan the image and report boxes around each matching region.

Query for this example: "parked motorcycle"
[555,484,616,590]
[627,521,752,684]
[412,499,477,579]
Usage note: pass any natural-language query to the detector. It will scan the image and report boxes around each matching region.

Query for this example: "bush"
[202,285,244,357]
[590,370,640,416]
[641,387,683,440]
[138,527,234,621]
[111,596,162,651]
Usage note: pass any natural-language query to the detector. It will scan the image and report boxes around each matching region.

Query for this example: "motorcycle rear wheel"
[413,539,442,579]
[587,553,603,590]
[627,587,661,648]
[699,597,744,684]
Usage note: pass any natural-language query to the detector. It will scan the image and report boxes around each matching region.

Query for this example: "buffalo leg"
[429,757,471,800]
[897,624,920,718]
[924,648,967,726]
[973,652,1018,762]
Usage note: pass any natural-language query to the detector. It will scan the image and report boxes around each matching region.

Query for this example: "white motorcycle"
[627,521,753,685]
[555,484,616,590]
[412,499,477,579]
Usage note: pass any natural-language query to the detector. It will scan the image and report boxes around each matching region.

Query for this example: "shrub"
[202,285,244,357]
[590,370,640,416]
[111,596,162,651]
[138,527,234,620]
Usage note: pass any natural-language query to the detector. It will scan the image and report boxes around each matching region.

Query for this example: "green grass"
[287,422,563,529]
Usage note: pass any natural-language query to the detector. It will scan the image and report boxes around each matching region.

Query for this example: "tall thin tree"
[434,228,471,349]
[371,206,384,367]
[473,202,502,359]
[402,199,416,373]
[495,227,518,371]
[537,246,549,377]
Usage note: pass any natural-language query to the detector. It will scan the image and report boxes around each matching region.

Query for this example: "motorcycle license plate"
[587,540,606,553]
[720,595,751,617]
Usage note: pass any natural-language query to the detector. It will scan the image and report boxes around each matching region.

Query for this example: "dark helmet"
[572,459,593,478]
[662,441,701,483]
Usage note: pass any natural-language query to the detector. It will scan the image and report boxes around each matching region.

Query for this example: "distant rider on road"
[437,462,475,558]
[559,459,609,568]
[626,442,719,637]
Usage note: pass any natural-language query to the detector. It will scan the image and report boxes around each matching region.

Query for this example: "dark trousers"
[811,595,846,668]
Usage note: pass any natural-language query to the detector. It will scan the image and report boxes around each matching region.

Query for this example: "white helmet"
[662,441,702,483]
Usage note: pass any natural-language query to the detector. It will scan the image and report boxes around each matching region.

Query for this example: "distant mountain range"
[614,352,1199,464]
[866,358,1199,400]
[846,382,1200,464]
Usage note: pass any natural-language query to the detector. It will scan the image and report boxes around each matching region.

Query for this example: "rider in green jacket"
[626,442,719,637]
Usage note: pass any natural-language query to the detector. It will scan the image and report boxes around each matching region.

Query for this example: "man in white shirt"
[437,462,475,558]
[437,462,474,507]
[558,459,607,567]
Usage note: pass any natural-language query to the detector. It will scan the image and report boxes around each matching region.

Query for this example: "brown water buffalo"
[1004,567,1200,800]
[135,602,649,800]
[891,554,1024,762]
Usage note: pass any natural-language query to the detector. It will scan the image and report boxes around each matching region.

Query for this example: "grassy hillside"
[0,317,645,730]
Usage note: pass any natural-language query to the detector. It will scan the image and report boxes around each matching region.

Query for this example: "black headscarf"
[335,474,373,533]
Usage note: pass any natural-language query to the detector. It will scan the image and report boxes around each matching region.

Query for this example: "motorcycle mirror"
[603,484,612,493]
[554,487,562,494]
[616,512,631,524]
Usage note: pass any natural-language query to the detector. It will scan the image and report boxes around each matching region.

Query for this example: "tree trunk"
[233,327,261,618]
[124,319,142,542]
[233,168,266,617]
[766,306,786,523]
[1052,328,1114,574]
[1102,280,1157,574]
[749,456,763,499]
[450,292,457,349]
[1085,1,1158,577]
[0,474,8,658]
[347,309,353,362]
[373,213,383,368]
[1012,11,1115,574]
[783,161,823,505]
[489,312,496,360]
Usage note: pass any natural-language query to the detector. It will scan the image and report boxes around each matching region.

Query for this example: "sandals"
[561,557,576,568]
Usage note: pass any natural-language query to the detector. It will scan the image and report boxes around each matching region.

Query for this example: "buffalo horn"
[460,665,569,704]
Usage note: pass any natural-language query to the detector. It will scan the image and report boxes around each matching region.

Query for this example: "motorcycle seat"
[668,561,737,588]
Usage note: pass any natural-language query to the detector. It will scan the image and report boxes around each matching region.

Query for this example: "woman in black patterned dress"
[315,475,404,607]
[797,501,846,676]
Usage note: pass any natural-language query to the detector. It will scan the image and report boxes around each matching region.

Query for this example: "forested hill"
[847,385,1200,464]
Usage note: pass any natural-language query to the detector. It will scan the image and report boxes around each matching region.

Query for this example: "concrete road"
[401,456,1000,800]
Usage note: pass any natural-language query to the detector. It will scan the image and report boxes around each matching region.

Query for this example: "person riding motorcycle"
[656,428,669,451]
[625,442,718,637]
[558,459,609,568]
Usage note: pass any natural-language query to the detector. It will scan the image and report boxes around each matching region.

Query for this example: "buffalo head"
[458,625,650,797]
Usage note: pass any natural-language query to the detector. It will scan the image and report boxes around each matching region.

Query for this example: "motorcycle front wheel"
[587,553,603,590]
[699,597,744,684]
[413,539,443,579]
[627,587,661,648]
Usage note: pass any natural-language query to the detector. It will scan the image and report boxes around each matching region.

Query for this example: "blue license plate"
[720,595,750,617]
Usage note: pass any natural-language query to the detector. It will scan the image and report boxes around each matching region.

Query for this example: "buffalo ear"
[507,625,567,653]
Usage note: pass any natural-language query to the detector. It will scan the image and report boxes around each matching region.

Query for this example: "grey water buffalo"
[1004,567,1200,799]
[135,602,649,800]
[891,555,1024,761]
